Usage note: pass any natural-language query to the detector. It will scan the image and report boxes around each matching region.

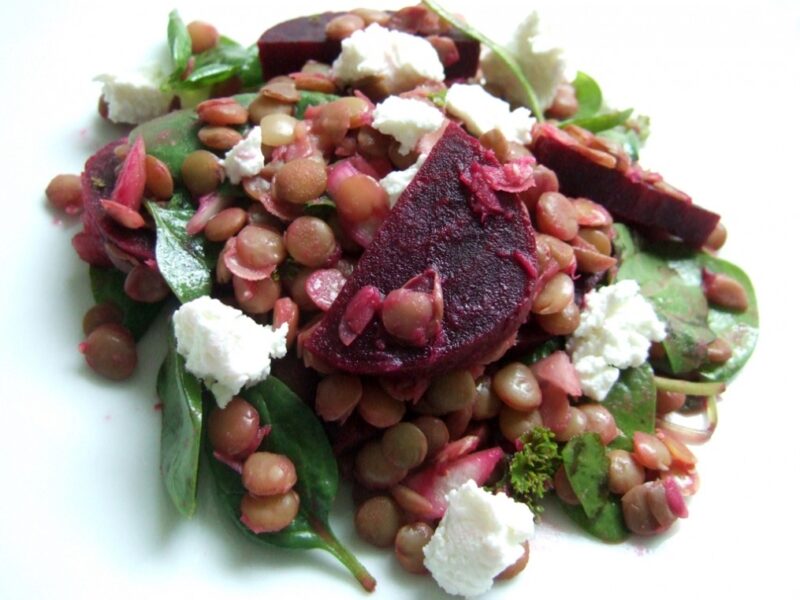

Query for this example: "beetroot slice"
[306,122,538,377]
[74,138,155,266]
[531,124,720,248]
[257,13,479,82]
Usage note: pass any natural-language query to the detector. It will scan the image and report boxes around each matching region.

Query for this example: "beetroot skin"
[306,122,538,377]
[72,138,155,266]
[257,13,480,82]
[531,124,720,248]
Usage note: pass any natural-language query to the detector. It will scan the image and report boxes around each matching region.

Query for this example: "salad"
[44,2,758,597]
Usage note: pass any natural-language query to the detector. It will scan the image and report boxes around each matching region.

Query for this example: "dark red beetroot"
[531,124,720,248]
[72,139,155,266]
[306,122,538,377]
[257,13,479,82]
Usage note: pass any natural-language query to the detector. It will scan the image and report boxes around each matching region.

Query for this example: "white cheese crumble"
[423,480,535,598]
[380,153,428,207]
[567,280,667,401]
[173,296,287,408]
[220,127,264,184]
[481,11,567,111]
[445,83,536,145]
[96,69,172,125]
[372,96,445,155]
[332,24,444,94]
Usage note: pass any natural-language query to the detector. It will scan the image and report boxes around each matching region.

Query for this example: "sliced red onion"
[531,350,582,397]
[662,476,689,519]
[338,285,383,347]
[222,238,276,282]
[71,231,112,267]
[432,435,480,467]
[538,381,571,434]
[186,192,232,235]
[472,156,538,193]
[104,242,140,273]
[110,135,146,210]
[100,199,146,229]
[657,395,719,445]
[243,176,303,222]
[305,268,347,311]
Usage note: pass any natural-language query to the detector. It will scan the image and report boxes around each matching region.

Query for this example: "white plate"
[2,1,798,598]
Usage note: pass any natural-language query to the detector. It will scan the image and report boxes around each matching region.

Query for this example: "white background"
[1,1,798,598]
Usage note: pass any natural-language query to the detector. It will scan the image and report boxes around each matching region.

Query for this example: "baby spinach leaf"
[303,196,337,220]
[180,63,238,89]
[571,71,603,120]
[173,39,262,91]
[295,91,340,119]
[167,11,192,82]
[157,332,203,518]
[518,338,563,366]
[568,108,634,134]
[422,0,544,121]
[207,377,375,591]
[147,200,216,303]
[614,224,715,375]
[89,266,166,340]
[130,109,202,178]
[559,497,629,543]
[562,432,609,519]
[603,364,656,445]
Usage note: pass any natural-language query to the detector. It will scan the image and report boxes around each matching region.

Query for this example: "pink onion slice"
[338,285,383,347]
[305,268,347,311]
[110,135,146,210]
[100,199,146,229]
[222,238,276,282]
[186,192,232,236]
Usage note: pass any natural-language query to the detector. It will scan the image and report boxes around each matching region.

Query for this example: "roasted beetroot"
[72,139,155,267]
[531,124,720,248]
[257,13,479,82]
[306,122,538,377]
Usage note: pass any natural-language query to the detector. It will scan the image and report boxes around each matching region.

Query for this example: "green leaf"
[157,332,203,518]
[422,0,544,121]
[603,364,656,446]
[559,497,629,543]
[168,10,192,81]
[295,91,340,119]
[207,377,375,590]
[177,63,238,89]
[562,433,609,519]
[614,224,716,374]
[571,71,602,120]
[130,94,256,177]
[147,200,216,303]
[303,196,337,220]
[518,338,563,366]
[568,108,634,133]
[89,266,166,340]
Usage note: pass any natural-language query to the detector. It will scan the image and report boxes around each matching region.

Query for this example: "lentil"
[241,490,300,533]
[207,397,261,458]
[242,452,297,497]
[354,496,402,547]
[80,323,137,380]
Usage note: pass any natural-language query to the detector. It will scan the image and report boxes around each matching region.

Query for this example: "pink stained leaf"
[338,285,383,347]
[306,268,347,312]
[530,350,582,397]
[186,192,232,236]
[222,238,276,282]
[100,199,146,229]
[111,135,146,210]
[403,447,505,519]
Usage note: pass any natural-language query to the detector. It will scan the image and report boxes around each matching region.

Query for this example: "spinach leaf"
[167,11,192,82]
[562,433,609,519]
[130,94,256,177]
[207,377,375,591]
[89,266,166,340]
[614,224,715,374]
[174,39,262,90]
[568,108,634,134]
[676,254,758,383]
[559,498,629,543]
[303,196,337,220]
[422,0,544,120]
[571,71,602,120]
[157,332,203,518]
[603,364,656,447]
[147,199,217,303]
[560,432,629,542]
[295,91,340,119]
[598,114,650,161]
[518,338,563,366]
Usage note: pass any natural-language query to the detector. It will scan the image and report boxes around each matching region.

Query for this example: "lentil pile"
[47,3,758,595]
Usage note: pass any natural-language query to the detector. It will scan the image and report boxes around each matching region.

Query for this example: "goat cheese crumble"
[173,296,287,408]
[423,480,535,598]
[445,83,536,145]
[96,69,172,125]
[380,152,428,207]
[221,126,264,184]
[332,24,444,94]
[481,11,567,110]
[567,280,666,401]
[372,96,445,155]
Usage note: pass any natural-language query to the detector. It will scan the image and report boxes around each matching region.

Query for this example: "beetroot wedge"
[531,124,720,248]
[72,138,155,266]
[257,13,479,82]
[306,122,538,377]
